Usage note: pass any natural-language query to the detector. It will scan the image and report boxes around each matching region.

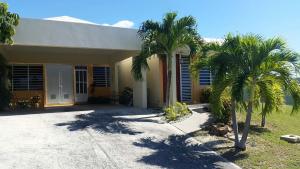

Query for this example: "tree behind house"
[0,2,19,110]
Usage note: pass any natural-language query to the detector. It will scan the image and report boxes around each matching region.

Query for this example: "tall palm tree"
[191,34,300,150]
[132,12,201,106]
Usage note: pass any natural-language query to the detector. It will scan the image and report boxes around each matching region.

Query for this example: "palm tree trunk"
[231,98,239,147]
[261,113,266,127]
[165,54,172,107]
[238,102,252,150]
[238,82,255,150]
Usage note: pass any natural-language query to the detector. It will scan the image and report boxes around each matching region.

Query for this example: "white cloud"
[102,20,134,28]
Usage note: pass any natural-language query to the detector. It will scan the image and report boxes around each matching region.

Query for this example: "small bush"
[119,87,133,106]
[16,99,31,109]
[218,99,231,124]
[199,87,212,103]
[164,102,191,121]
[165,106,177,121]
[9,96,42,110]
[0,54,11,111]
[0,85,11,111]
[211,88,231,124]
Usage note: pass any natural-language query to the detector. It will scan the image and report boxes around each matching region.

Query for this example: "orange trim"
[44,103,74,107]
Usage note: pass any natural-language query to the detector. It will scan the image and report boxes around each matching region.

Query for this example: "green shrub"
[164,102,191,121]
[0,54,11,111]
[165,106,177,121]
[218,98,231,124]
[199,87,212,103]
[0,84,11,111]
[211,88,231,124]
[119,87,133,106]
[16,99,31,109]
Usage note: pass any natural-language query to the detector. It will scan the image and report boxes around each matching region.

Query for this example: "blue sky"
[4,0,300,52]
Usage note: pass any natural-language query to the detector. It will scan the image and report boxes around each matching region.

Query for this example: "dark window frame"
[10,64,44,91]
[199,69,213,85]
[92,66,111,87]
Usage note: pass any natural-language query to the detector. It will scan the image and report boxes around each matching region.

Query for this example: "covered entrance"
[2,18,147,108]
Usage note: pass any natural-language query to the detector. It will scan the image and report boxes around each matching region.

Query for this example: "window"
[10,65,44,91]
[93,66,111,87]
[199,69,213,85]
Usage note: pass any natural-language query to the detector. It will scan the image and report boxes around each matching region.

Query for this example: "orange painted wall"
[87,64,112,98]
[10,64,112,108]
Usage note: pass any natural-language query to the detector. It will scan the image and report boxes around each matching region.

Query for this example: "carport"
[0,18,147,108]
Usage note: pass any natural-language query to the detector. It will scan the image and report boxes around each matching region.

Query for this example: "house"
[0,17,215,109]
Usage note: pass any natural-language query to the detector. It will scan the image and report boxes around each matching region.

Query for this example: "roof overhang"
[3,45,139,65]
[12,18,142,51]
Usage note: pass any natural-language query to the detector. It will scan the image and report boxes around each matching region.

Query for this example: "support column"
[110,62,119,103]
[133,58,147,108]
[114,62,119,94]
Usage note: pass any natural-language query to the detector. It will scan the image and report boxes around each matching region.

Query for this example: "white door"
[46,64,74,105]
[75,65,88,103]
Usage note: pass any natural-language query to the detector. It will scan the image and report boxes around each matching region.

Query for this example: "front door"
[75,65,88,103]
[179,55,192,103]
[46,64,74,105]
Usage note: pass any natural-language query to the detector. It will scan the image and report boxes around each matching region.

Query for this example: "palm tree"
[191,34,300,150]
[132,12,201,107]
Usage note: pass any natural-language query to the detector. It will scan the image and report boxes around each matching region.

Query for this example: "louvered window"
[93,66,111,87]
[10,64,44,91]
[199,69,213,85]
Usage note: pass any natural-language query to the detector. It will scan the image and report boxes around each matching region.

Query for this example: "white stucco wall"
[13,18,142,50]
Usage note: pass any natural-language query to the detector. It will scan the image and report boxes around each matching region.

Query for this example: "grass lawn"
[193,105,300,169]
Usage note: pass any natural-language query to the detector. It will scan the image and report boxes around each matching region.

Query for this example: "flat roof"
[12,18,141,51]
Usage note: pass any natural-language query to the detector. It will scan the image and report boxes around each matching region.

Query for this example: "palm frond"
[284,79,300,113]
[257,79,284,115]
[133,12,202,80]
[162,12,177,33]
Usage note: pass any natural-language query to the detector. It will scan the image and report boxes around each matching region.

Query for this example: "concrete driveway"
[0,106,239,169]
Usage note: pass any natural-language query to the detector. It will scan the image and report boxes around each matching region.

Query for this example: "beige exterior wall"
[147,55,164,107]
[118,55,164,108]
[7,53,208,108]
[190,57,212,103]
[118,57,134,93]
[191,79,211,104]
[145,55,211,105]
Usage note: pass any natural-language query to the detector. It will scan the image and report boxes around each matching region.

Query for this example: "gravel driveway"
[0,106,239,169]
